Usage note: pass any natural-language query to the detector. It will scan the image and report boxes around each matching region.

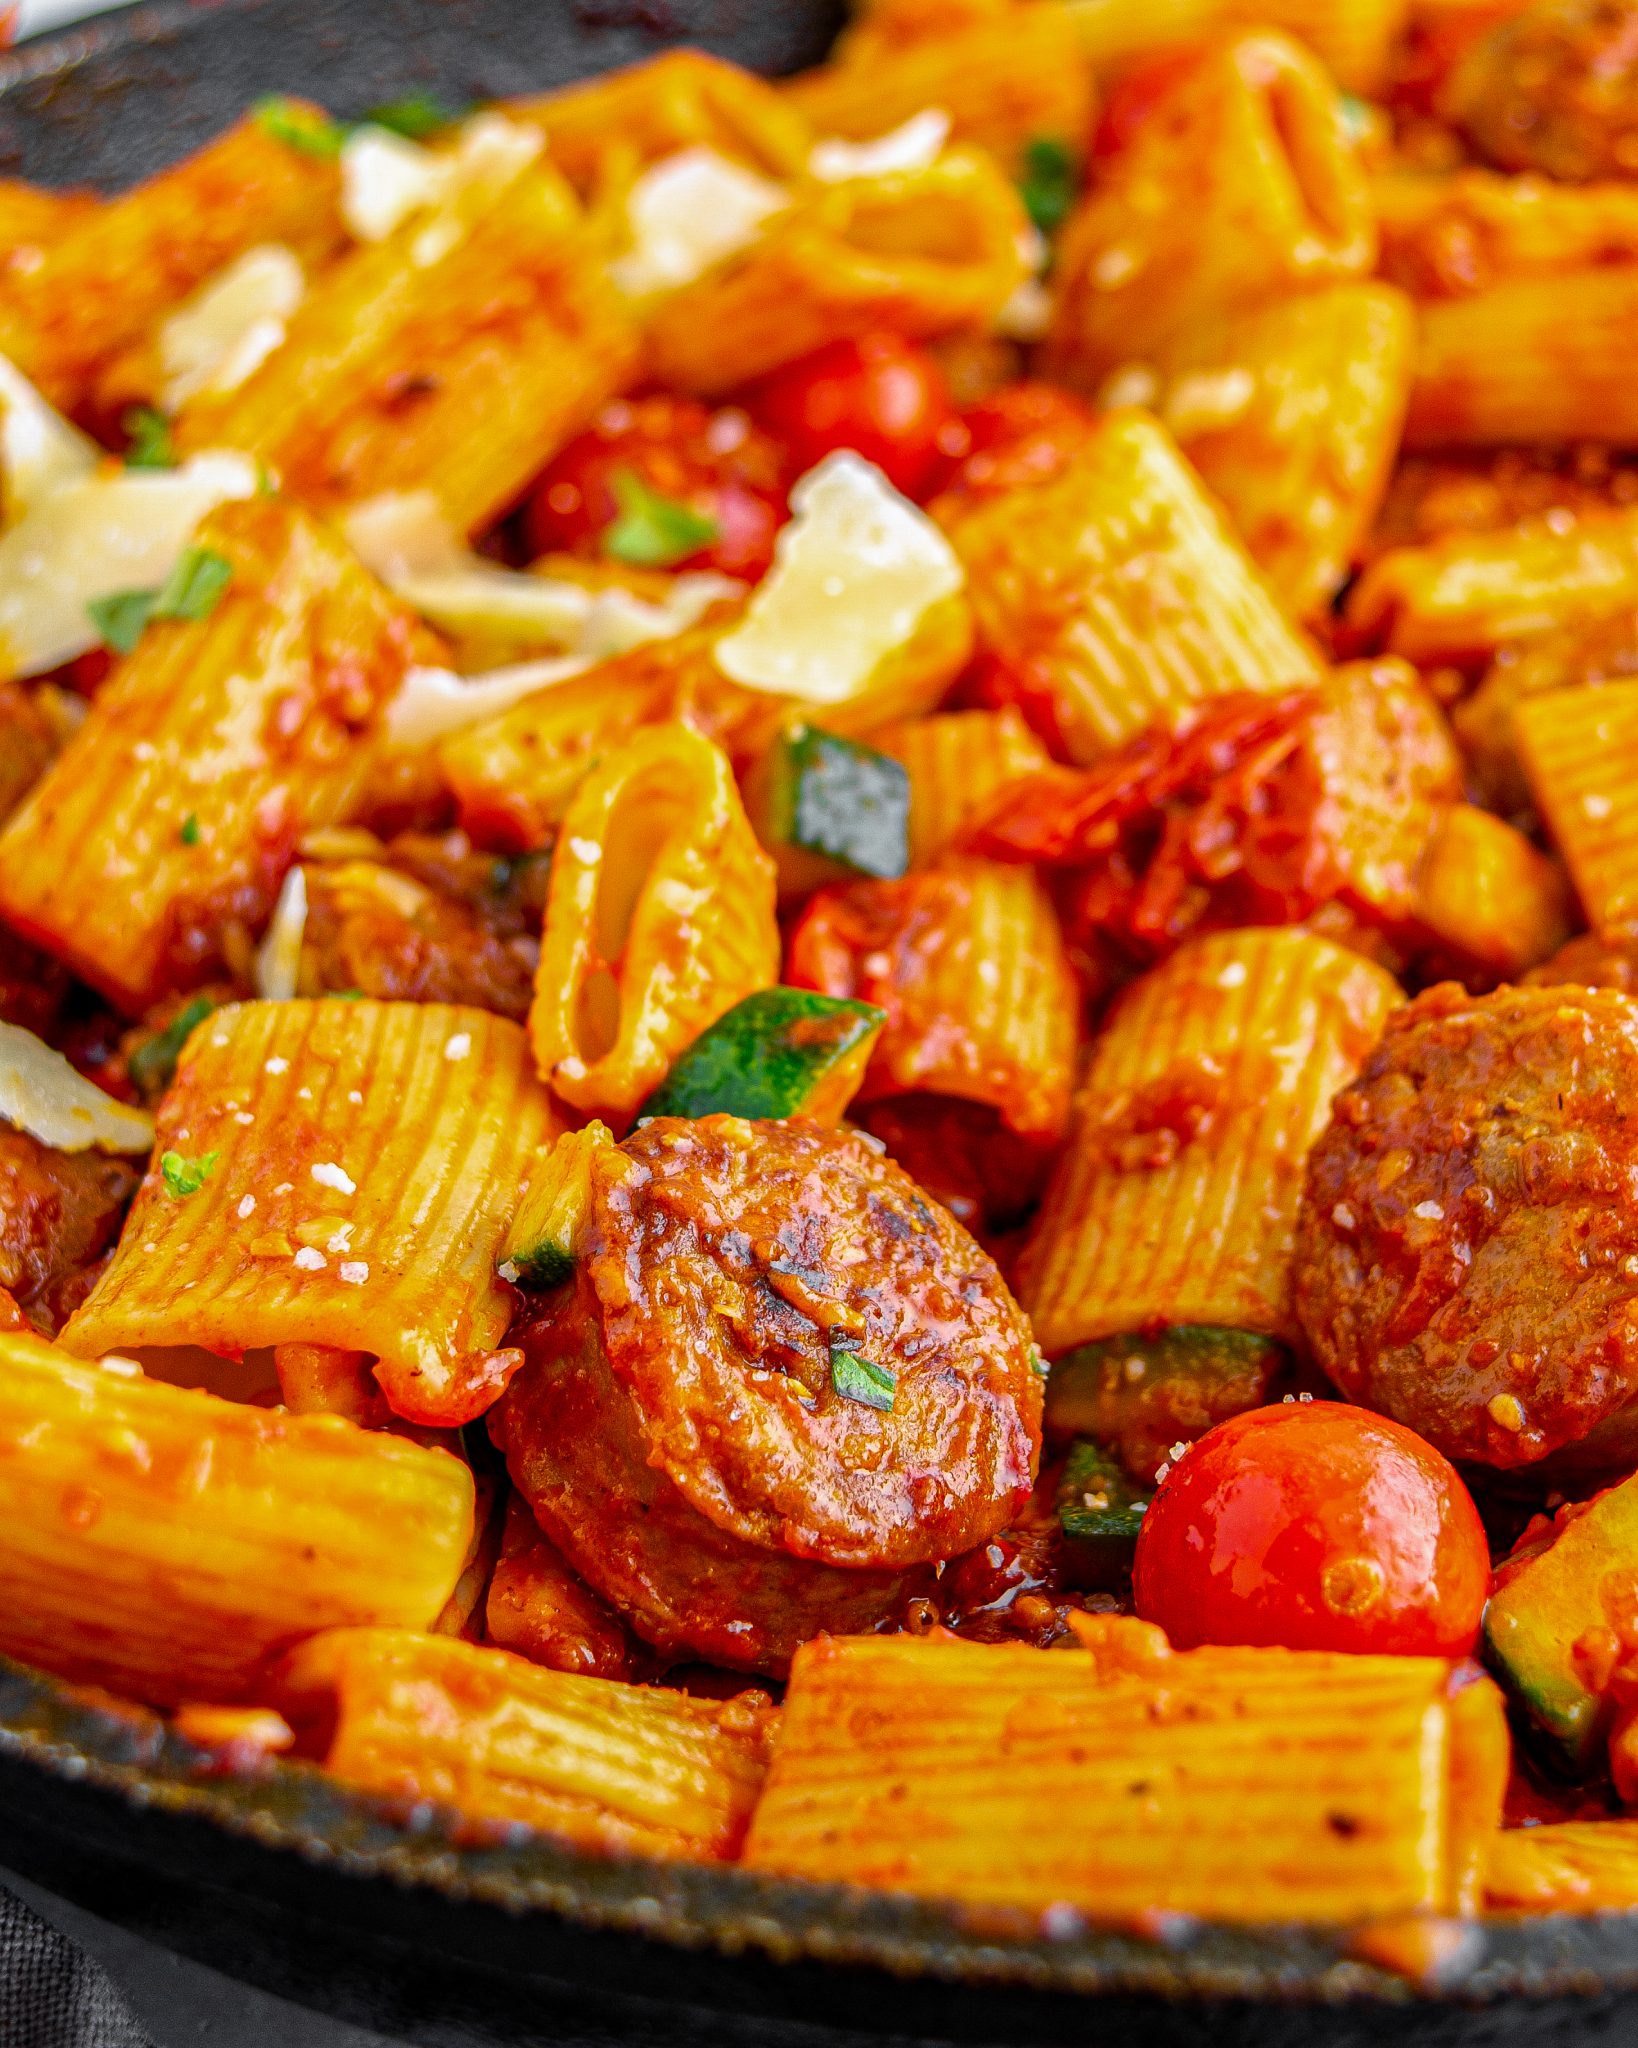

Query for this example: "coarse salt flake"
[1413,1200,1444,1220]
[338,1260,370,1285]
[1331,1203,1355,1229]
[443,1031,472,1061]
[292,1246,326,1272]
[1584,794,1614,820]
[236,1194,256,1219]
[310,1160,356,1195]
[264,1056,289,1075]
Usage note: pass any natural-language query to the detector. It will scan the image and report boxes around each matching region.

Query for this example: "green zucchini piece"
[640,988,885,1125]
[1484,1474,1638,1774]
[1044,1325,1290,1482]
[498,1123,613,1290]
[1055,1438,1151,1590]
[127,995,216,1101]
[746,722,910,900]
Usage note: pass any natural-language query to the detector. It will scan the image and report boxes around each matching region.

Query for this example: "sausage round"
[1294,982,1638,1468]
[492,1114,1042,1671]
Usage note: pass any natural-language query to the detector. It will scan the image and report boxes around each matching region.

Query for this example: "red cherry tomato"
[925,380,1094,502]
[743,332,957,499]
[523,394,787,580]
[1131,1401,1490,1657]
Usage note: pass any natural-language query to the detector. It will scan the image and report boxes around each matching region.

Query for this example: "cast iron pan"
[3,5,1638,2040]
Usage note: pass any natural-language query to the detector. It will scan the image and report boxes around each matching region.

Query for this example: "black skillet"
[2,5,1637,2039]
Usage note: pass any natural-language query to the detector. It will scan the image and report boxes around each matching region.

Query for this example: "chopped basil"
[254,95,346,159]
[122,405,175,470]
[86,546,233,655]
[603,468,718,569]
[161,1148,219,1199]
[179,813,201,847]
[830,1330,896,1413]
[365,92,466,141]
[86,590,157,656]
[128,995,215,1100]
[1017,135,1077,238]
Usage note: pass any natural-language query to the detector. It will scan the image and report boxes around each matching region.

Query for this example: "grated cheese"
[609,148,788,298]
[0,1021,155,1155]
[714,451,963,705]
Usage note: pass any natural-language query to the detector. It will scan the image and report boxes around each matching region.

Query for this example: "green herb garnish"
[122,405,175,470]
[830,1330,896,1413]
[603,468,718,569]
[364,92,466,141]
[1017,135,1077,238]
[254,95,347,159]
[1029,1346,1049,1380]
[179,814,201,847]
[161,1148,220,1199]
[86,546,234,654]
[128,996,215,1100]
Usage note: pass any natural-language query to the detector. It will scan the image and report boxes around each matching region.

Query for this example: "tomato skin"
[743,332,957,499]
[925,380,1095,503]
[522,394,787,580]
[1131,1402,1490,1657]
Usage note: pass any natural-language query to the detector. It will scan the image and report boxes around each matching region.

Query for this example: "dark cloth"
[0,1882,153,2048]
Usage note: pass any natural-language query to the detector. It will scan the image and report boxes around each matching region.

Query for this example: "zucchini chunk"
[1485,1473,1638,1773]
[746,722,911,900]
[498,1123,614,1291]
[1055,1438,1151,1590]
[1043,1324,1291,1483]
[640,987,884,1125]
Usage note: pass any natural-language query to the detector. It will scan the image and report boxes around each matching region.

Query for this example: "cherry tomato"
[743,332,957,499]
[523,394,787,580]
[925,380,1094,501]
[1131,1401,1490,1657]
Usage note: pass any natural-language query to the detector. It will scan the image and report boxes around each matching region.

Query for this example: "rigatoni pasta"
[871,708,1051,868]
[1022,928,1401,1353]
[0,1327,472,1707]
[61,999,560,1425]
[1516,679,1638,929]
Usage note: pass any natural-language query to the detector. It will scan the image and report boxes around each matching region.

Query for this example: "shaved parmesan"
[385,655,584,748]
[809,109,950,182]
[0,1022,155,1155]
[0,353,96,528]
[407,113,543,269]
[159,245,305,409]
[714,452,963,705]
[0,452,258,682]
[609,148,788,298]
[341,127,442,242]
[255,865,308,1001]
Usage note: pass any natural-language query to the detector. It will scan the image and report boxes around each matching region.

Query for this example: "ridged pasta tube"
[528,723,780,1122]
[0,1328,473,1707]
[1517,679,1638,929]
[872,708,1051,870]
[1021,927,1401,1353]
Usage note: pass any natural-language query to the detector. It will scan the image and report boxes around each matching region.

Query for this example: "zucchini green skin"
[1484,1471,1638,1773]
[1044,1325,1290,1483]
[1055,1438,1151,1591]
[127,995,216,1101]
[752,725,910,897]
[506,1240,576,1291]
[640,988,885,1124]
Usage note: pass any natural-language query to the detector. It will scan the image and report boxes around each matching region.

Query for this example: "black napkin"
[0,1882,153,2048]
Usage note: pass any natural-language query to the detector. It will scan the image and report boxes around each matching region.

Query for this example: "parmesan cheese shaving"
[0,1021,155,1155]
[159,245,306,409]
[254,865,308,1001]
[809,109,950,182]
[384,654,590,749]
[714,452,963,704]
[0,451,259,682]
[340,126,443,243]
[0,352,96,529]
[609,148,788,298]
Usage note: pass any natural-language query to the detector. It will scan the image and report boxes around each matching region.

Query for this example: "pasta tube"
[783,5,1094,174]
[528,723,780,1122]
[1021,927,1401,1353]
[176,131,639,536]
[276,1626,774,1860]
[938,408,1318,763]
[1516,679,1638,929]
[787,856,1080,1143]
[1063,0,1410,96]
[0,1327,472,1708]
[871,708,1051,869]
[62,999,561,1427]
[1043,32,1374,389]
[743,1623,1506,1923]
[1375,168,1638,299]
[510,49,814,195]
[1407,267,1638,450]
[0,107,343,412]
[0,496,439,1016]
[641,151,1030,397]
[1412,802,1572,983]
[1486,1822,1638,1914]
[1347,505,1638,666]
[1150,283,1415,621]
